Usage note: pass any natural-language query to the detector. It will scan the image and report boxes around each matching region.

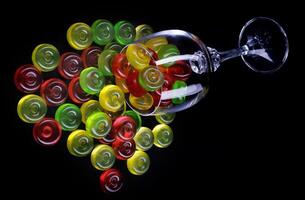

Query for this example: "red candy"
[112,137,136,160]
[33,118,62,146]
[112,116,136,140]
[100,168,123,193]
[81,46,102,68]
[126,69,147,97]
[151,73,174,107]
[68,77,91,104]
[98,130,116,145]
[14,64,42,93]
[166,60,192,81]
[58,52,84,79]
[40,78,68,106]
[111,53,131,79]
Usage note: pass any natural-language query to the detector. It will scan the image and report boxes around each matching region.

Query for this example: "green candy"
[172,80,187,104]
[123,110,142,130]
[86,112,112,139]
[67,130,94,157]
[155,113,175,124]
[98,49,117,76]
[104,42,123,53]
[114,21,136,45]
[91,144,115,171]
[55,103,82,131]
[79,67,105,94]
[138,66,164,92]
[158,44,180,67]
[91,19,114,45]
[32,43,60,72]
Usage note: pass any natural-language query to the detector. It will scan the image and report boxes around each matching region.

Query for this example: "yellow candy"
[115,77,129,93]
[67,129,94,157]
[126,43,150,71]
[129,93,153,111]
[67,22,93,50]
[91,144,115,171]
[127,150,150,175]
[134,127,154,151]
[152,124,173,148]
[80,100,103,123]
[99,85,125,113]
[145,37,168,53]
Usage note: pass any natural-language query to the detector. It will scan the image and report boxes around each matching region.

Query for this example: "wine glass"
[116,17,289,116]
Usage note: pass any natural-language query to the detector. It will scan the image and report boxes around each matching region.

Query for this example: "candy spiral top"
[81,46,102,68]
[127,150,150,175]
[68,77,91,104]
[152,124,173,148]
[135,24,153,40]
[58,52,83,79]
[112,116,136,140]
[67,23,93,50]
[126,44,151,71]
[32,44,60,72]
[33,117,62,146]
[40,78,68,106]
[86,112,112,139]
[138,66,164,92]
[100,168,123,193]
[99,85,125,113]
[79,67,105,95]
[14,64,42,93]
[67,129,94,157]
[92,19,114,45]
[134,127,154,151]
[112,137,136,160]
[91,144,115,171]
[114,21,136,45]
[55,103,81,131]
[80,100,103,123]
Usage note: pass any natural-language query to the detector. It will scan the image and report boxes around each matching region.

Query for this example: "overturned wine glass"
[116,17,289,116]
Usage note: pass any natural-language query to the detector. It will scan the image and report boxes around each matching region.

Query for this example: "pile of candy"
[14,19,189,193]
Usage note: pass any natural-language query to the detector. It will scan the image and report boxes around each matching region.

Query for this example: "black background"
[1,1,301,199]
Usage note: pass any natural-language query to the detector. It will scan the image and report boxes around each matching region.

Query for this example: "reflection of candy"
[104,42,123,53]
[152,124,173,148]
[68,77,91,104]
[81,46,102,68]
[98,129,116,145]
[129,93,153,111]
[135,24,153,40]
[172,80,187,104]
[67,22,93,50]
[167,61,192,81]
[40,78,68,106]
[67,129,94,157]
[92,19,114,45]
[134,127,154,151]
[86,112,112,139]
[127,150,150,175]
[158,44,180,67]
[115,77,129,93]
[33,118,62,146]
[14,64,42,93]
[100,168,123,193]
[112,137,136,160]
[55,103,81,131]
[126,69,147,97]
[123,110,142,131]
[91,144,115,171]
[112,53,131,79]
[155,113,175,124]
[138,66,164,92]
[98,49,117,76]
[99,85,124,113]
[80,100,103,123]
[79,67,105,95]
[114,21,136,45]
[17,94,47,123]
[145,37,168,53]
[32,44,60,72]
[112,116,136,140]
[58,52,83,79]
[126,44,150,71]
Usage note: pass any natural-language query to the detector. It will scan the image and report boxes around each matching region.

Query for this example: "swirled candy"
[32,43,60,72]
[138,66,164,92]
[99,85,124,113]
[151,73,173,107]
[67,22,93,50]
[123,110,142,130]
[81,46,102,68]
[68,77,91,104]
[33,117,62,146]
[114,21,136,45]
[92,19,114,45]
[172,80,187,104]
[79,67,105,95]
[112,137,136,160]
[135,24,153,40]
[112,116,136,140]
[98,49,117,76]
[100,168,123,193]
[126,44,151,71]
[17,94,47,123]
[115,77,129,93]
[167,61,192,81]
[152,124,173,148]
[86,112,112,139]
[40,78,68,106]
[104,42,123,53]
[14,64,42,93]
[91,144,115,171]
[58,52,83,79]
[55,103,81,131]
[129,93,154,111]
[112,53,131,79]
[134,127,154,151]
[155,113,175,124]
[127,150,150,175]
[98,129,116,145]
[67,129,94,157]
[145,37,168,53]
[126,69,146,97]
[104,100,126,120]
[158,44,180,67]
[80,100,103,123]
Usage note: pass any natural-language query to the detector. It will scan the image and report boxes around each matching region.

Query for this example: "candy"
[58,52,83,79]
[99,85,124,113]
[79,67,105,95]
[81,46,102,68]
[98,129,116,145]
[55,103,81,131]
[135,24,153,40]
[67,129,94,157]
[32,43,60,72]
[126,69,147,97]
[112,116,136,140]
[91,144,115,171]
[98,49,117,76]
[123,110,142,130]
[115,77,129,93]
[129,93,154,111]
[80,100,103,123]
[138,66,164,92]
[68,77,91,104]
[100,168,123,193]
[17,94,47,123]
[126,44,151,71]
[145,37,168,53]
[67,22,93,50]
[104,100,126,120]
[157,44,180,67]
[134,127,154,151]
[92,19,114,45]
[155,113,175,124]
[40,78,68,106]
[152,124,173,148]
[172,80,187,104]
[112,137,136,160]
[127,150,150,175]
[14,64,42,93]
[112,53,131,79]
[104,42,123,53]
[150,73,173,107]
[166,61,192,81]
[114,21,136,45]
[86,112,112,139]
[33,118,62,146]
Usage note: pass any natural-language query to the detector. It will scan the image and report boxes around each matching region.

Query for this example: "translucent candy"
[112,53,131,79]
[67,22,93,50]
[129,93,154,111]
[115,77,129,93]
[91,19,114,45]
[91,144,115,171]
[79,67,105,95]
[100,168,123,193]
[104,42,123,53]
[40,78,68,106]
[58,52,83,79]
[17,94,47,123]
[157,44,180,67]
[55,103,81,131]
[138,66,164,92]
[135,24,153,40]
[123,110,142,130]
[112,137,136,160]
[32,43,60,72]
[166,61,192,81]
[150,73,173,107]
[126,44,151,71]
[14,64,42,93]
[145,37,168,53]
[152,124,173,148]
[67,129,94,157]
[172,80,187,104]
[80,100,103,123]
[98,130,116,145]
[99,85,124,113]
[68,77,91,104]
[126,69,147,97]
[127,150,150,175]
[98,49,117,76]
[155,113,175,124]
[86,112,112,139]
[114,21,136,45]
[112,116,136,140]
[81,46,102,68]
[134,127,154,151]
[33,118,62,146]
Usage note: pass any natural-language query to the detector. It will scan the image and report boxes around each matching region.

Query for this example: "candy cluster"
[14,19,183,193]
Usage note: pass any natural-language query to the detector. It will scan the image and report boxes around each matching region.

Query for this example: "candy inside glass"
[121,17,289,116]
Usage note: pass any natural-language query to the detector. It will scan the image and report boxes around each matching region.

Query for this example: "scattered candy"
[55,103,81,131]
[33,117,62,146]
[14,64,42,93]
[40,78,68,106]
[67,129,94,157]
[100,168,123,193]
[152,124,173,148]
[58,52,83,79]
[127,150,150,175]
[32,43,60,72]
[67,22,93,50]
[91,144,116,170]
[134,127,154,151]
